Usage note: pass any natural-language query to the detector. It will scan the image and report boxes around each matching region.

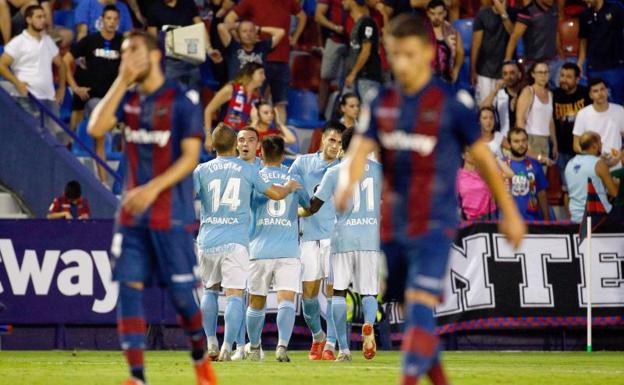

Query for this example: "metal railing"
[27,93,122,184]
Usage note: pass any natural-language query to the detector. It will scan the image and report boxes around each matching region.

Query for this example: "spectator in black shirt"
[217,20,285,81]
[578,0,624,105]
[553,62,591,188]
[344,0,382,99]
[147,0,223,89]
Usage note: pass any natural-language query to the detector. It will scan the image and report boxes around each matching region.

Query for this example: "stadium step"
[0,192,28,218]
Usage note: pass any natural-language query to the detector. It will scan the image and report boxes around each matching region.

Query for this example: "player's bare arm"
[264,179,302,201]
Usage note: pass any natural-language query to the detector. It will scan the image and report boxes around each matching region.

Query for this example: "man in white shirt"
[573,78,624,169]
[0,4,68,144]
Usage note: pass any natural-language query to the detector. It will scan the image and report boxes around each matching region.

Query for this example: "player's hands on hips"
[122,183,161,215]
[499,212,526,249]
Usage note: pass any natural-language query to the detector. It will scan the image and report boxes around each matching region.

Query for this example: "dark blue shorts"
[111,226,198,286]
[263,61,290,105]
[382,229,454,303]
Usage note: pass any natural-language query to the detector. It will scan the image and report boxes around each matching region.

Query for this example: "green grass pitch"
[0,351,622,385]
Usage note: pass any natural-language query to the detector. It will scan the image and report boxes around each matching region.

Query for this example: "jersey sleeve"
[572,109,586,137]
[314,167,338,203]
[251,170,272,195]
[48,198,61,213]
[176,89,205,140]
[192,167,201,195]
[451,90,481,147]
[288,156,304,179]
[3,36,20,59]
[356,87,380,143]
[473,11,485,32]
[358,17,377,44]
[515,6,532,27]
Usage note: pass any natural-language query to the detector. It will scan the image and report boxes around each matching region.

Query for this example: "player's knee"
[302,281,320,299]
[405,288,440,309]
[277,290,296,303]
[249,295,266,310]
[332,289,347,297]
[167,283,197,317]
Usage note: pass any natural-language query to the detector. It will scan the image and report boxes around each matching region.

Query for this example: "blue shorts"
[111,226,198,286]
[263,61,290,105]
[382,229,454,303]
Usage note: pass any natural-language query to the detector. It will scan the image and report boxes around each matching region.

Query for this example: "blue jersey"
[506,156,548,220]
[193,156,272,249]
[315,160,382,253]
[249,166,310,260]
[116,79,204,230]
[288,152,340,241]
[358,79,481,240]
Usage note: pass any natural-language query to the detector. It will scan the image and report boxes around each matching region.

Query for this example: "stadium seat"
[59,86,72,123]
[559,18,580,58]
[53,9,75,29]
[286,89,325,129]
[72,119,95,157]
[290,52,321,91]
[452,18,473,55]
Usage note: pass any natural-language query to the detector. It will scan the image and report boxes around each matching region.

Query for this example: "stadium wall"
[0,89,117,218]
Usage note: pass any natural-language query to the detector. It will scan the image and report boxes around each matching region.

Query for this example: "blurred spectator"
[147,0,222,90]
[553,62,590,185]
[316,0,348,117]
[47,180,91,219]
[226,0,307,122]
[2,0,48,42]
[565,131,617,222]
[203,62,265,151]
[504,0,561,86]
[75,0,133,41]
[480,60,523,136]
[381,0,419,18]
[457,146,498,220]
[516,61,558,164]
[471,0,516,103]
[573,77,624,168]
[337,92,360,130]
[0,4,68,144]
[217,20,285,81]
[480,106,506,159]
[250,100,296,152]
[344,0,382,98]
[578,0,624,105]
[427,0,464,83]
[505,127,550,220]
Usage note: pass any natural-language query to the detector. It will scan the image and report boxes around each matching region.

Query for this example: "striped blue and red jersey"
[116,79,204,230]
[357,79,481,241]
[223,82,259,130]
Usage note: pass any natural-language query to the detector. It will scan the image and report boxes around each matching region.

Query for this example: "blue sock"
[325,298,336,347]
[245,307,265,348]
[332,296,348,352]
[236,294,247,348]
[223,295,244,352]
[200,289,219,343]
[362,295,377,325]
[302,298,322,337]
[117,284,146,382]
[401,302,439,383]
[276,300,295,347]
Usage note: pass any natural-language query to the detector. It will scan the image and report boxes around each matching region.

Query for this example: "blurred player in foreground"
[88,30,215,385]
[334,14,526,385]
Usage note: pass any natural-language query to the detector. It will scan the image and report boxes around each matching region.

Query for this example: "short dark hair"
[479,106,495,116]
[508,127,528,141]
[560,62,580,78]
[322,120,347,135]
[64,180,82,200]
[102,4,120,17]
[341,128,354,151]
[212,124,237,153]
[261,136,285,162]
[125,29,160,52]
[588,77,608,91]
[239,126,259,140]
[579,131,601,151]
[24,4,43,20]
[427,0,446,10]
[387,13,431,43]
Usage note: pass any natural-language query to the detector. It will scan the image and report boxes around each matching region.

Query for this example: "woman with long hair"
[250,100,296,154]
[203,62,265,151]
[337,93,360,130]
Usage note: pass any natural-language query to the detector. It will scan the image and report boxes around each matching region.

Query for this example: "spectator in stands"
[47,180,91,219]
[343,0,382,98]
[504,0,561,86]
[457,146,497,220]
[383,0,459,20]
[337,92,360,130]
[516,61,558,165]
[203,62,265,151]
[578,0,624,105]
[64,5,122,129]
[75,0,133,41]
[505,127,550,220]
[226,0,307,123]
[316,0,348,117]
[565,131,617,222]
[217,20,285,81]
[426,0,464,84]
[471,0,516,104]
[250,100,296,152]
[480,106,506,159]
[480,60,523,136]
[0,4,68,144]
[553,62,591,184]
[573,78,624,169]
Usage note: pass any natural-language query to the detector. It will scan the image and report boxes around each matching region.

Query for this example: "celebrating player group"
[91,12,525,385]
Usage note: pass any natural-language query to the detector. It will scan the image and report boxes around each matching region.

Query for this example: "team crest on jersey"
[123,104,141,115]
